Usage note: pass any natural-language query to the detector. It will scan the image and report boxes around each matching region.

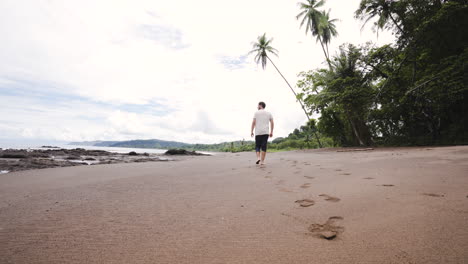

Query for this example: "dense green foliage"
[220,121,335,152]
[297,0,467,146]
[268,124,335,150]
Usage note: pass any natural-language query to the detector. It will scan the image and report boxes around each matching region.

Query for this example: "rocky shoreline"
[0,148,208,173]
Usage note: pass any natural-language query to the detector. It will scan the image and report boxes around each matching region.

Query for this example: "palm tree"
[296,0,325,36]
[318,10,338,60]
[249,33,323,148]
[296,0,333,69]
[355,0,404,34]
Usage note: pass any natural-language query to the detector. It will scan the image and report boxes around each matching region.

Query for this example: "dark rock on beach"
[1,158,81,172]
[1,152,28,159]
[0,148,177,173]
[66,156,81,160]
[165,149,208,156]
[133,158,167,163]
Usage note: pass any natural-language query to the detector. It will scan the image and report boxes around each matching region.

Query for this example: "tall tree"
[297,0,337,69]
[318,9,338,60]
[249,33,322,148]
[298,44,375,146]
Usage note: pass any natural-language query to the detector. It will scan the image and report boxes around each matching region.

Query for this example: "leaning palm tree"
[296,0,333,69]
[249,33,322,148]
[318,10,338,60]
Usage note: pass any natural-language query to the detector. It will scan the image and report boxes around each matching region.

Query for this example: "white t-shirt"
[253,109,273,135]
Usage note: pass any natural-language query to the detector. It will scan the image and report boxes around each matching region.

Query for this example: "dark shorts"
[255,134,269,152]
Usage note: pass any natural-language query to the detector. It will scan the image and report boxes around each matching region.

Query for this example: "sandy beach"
[1,146,467,263]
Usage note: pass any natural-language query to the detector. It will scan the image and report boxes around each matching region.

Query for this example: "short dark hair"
[258,101,266,109]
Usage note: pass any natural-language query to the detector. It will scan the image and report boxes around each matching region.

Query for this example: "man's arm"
[269,119,274,137]
[251,119,256,137]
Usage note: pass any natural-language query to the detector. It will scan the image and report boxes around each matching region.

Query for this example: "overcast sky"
[0,0,395,144]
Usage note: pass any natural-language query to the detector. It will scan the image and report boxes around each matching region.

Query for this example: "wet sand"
[1,146,467,263]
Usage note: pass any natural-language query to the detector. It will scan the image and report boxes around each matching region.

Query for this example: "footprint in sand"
[308,216,344,240]
[380,184,395,187]
[294,170,302,174]
[363,177,374,180]
[300,183,312,189]
[295,199,315,207]
[276,180,285,185]
[279,187,293,193]
[341,173,352,175]
[319,194,341,202]
[304,176,315,180]
[422,193,444,197]
[264,176,272,179]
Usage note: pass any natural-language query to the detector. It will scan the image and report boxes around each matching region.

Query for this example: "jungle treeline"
[297,0,467,146]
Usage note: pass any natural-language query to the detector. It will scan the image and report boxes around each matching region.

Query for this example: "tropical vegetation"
[255,0,467,147]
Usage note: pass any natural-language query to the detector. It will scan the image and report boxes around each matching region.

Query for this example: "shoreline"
[1,145,465,174]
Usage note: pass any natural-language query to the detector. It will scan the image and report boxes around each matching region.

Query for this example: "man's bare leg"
[256,151,261,164]
[260,151,267,165]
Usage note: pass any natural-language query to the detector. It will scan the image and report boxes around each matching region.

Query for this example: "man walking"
[251,101,274,165]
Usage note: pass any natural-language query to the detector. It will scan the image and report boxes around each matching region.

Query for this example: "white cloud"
[0,0,395,144]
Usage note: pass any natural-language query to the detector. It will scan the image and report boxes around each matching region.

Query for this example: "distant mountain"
[94,141,122,147]
[68,139,254,152]
[68,140,121,147]
[109,139,189,149]
[69,139,190,149]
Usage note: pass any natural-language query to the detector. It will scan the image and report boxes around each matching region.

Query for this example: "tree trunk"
[267,56,323,148]
[318,37,332,69]
[347,116,365,146]
[356,119,372,145]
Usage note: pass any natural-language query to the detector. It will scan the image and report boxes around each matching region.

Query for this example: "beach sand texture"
[1,146,467,263]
